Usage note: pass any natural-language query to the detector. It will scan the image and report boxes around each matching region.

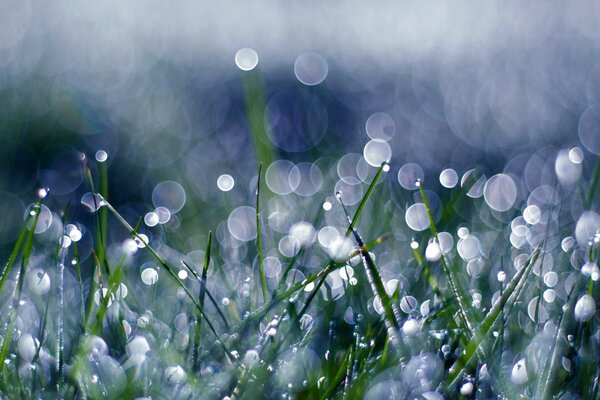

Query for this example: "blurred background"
[1,0,600,255]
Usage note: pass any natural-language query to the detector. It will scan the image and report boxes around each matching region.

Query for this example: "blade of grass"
[585,155,600,208]
[256,164,269,317]
[443,247,541,389]
[418,182,476,337]
[338,193,402,350]
[192,231,212,373]
[100,197,234,359]
[0,199,42,374]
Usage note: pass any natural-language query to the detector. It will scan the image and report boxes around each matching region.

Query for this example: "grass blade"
[192,231,212,372]
[444,247,541,389]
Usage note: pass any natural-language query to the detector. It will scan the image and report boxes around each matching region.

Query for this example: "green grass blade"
[345,161,388,238]
[0,199,42,374]
[418,182,476,337]
[444,247,541,389]
[255,164,269,314]
[192,231,212,372]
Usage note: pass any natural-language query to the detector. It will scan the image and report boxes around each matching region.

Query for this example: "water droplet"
[402,319,421,336]
[235,48,259,71]
[497,271,507,283]
[122,238,137,255]
[81,192,105,213]
[410,240,419,250]
[322,201,332,211]
[569,147,584,164]
[397,163,424,190]
[17,334,39,363]
[439,168,458,188]
[243,349,260,366]
[27,268,51,295]
[217,174,235,192]
[221,297,230,306]
[425,241,442,262]
[37,187,49,199]
[141,268,158,286]
[24,204,53,233]
[575,294,596,322]
[511,358,528,385]
[400,296,418,314]
[95,150,108,162]
[523,205,541,225]
[460,381,474,396]
[164,365,186,385]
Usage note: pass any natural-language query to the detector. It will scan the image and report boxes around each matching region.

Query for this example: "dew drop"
[235,48,259,71]
[574,294,596,322]
[95,150,108,162]
[511,358,528,385]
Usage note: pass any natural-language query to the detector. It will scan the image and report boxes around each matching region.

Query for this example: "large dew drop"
[574,294,596,322]
[511,358,528,385]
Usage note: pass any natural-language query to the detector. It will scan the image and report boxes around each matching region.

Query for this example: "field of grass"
[0,123,599,400]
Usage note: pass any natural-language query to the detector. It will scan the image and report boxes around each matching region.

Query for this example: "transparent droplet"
[439,168,458,189]
[95,150,108,162]
[511,358,528,385]
[141,268,158,286]
[569,147,584,164]
[235,48,258,71]
[217,174,235,192]
[574,294,596,322]
[164,365,186,385]
[81,193,105,213]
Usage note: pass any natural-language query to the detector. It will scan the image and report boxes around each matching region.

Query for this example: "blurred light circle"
[155,207,171,224]
[337,153,362,183]
[578,104,600,155]
[555,149,582,186]
[398,163,424,190]
[457,235,480,261]
[81,192,105,213]
[265,89,328,152]
[266,160,295,195]
[289,162,323,197]
[523,205,541,225]
[217,174,235,192]
[569,147,584,164]
[364,380,407,400]
[483,174,517,212]
[363,139,391,167]
[144,212,159,227]
[24,204,52,234]
[264,256,282,278]
[152,181,186,213]
[235,48,258,71]
[228,206,257,242]
[294,52,328,86]
[439,168,458,188]
[27,268,51,295]
[141,268,158,286]
[461,169,486,198]
[334,178,363,206]
[575,211,600,248]
[289,221,316,247]
[366,112,395,141]
[405,203,429,232]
